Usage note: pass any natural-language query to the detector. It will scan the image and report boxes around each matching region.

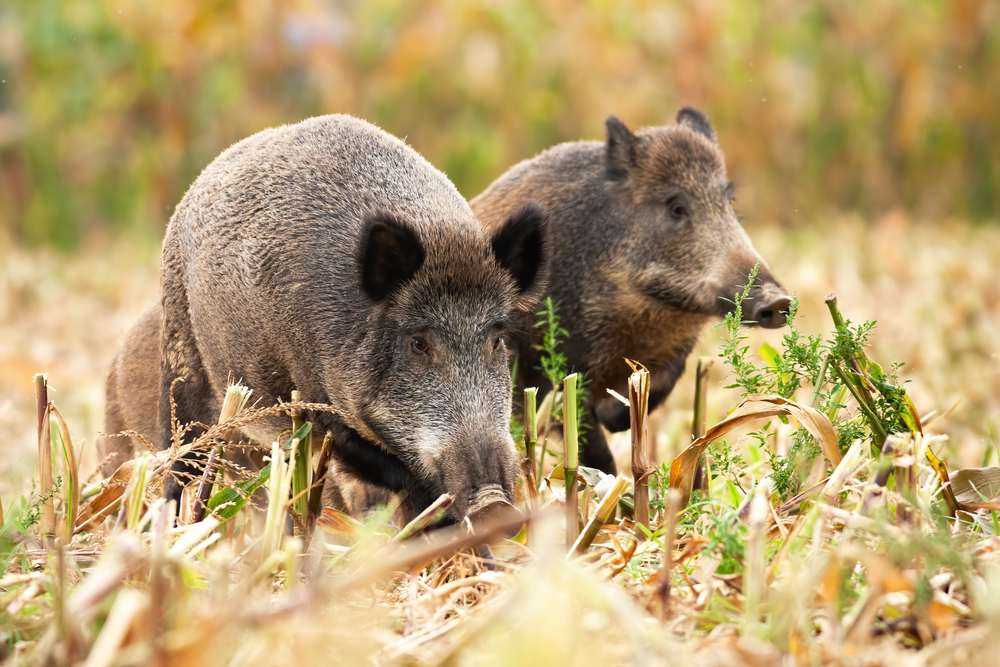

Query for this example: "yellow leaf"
[669,394,841,508]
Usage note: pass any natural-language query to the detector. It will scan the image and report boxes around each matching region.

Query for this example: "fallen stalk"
[569,475,630,555]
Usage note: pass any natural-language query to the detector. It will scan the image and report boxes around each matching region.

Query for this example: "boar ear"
[360,214,425,301]
[677,107,717,144]
[605,116,637,179]
[491,202,548,302]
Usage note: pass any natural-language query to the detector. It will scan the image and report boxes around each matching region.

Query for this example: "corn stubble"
[6,295,1000,665]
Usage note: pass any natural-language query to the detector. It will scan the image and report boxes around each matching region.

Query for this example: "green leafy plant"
[705,511,747,575]
[533,297,589,445]
[713,272,917,500]
[22,476,62,531]
[718,263,768,395]
[536,296,570,391]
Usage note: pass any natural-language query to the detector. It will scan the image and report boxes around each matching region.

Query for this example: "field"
[2,212,1000,664]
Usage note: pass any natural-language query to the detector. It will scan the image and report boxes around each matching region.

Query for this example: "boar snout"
[750,293,792,329]
[724,260,791,329]
[466,484,523,538]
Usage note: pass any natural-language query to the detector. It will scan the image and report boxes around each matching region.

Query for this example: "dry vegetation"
[2,212,1000,665]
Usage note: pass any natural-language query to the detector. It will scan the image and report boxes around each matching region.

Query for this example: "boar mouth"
[335,431,522,532]
[466,485,523,538]
[637,276,715,314]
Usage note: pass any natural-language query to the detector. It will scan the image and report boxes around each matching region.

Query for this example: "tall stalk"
[261,438,294,568]
[289,390,313,523]
[523,387,539,507]
[564,373,579,548]
[520,387,539,548]
[307,430,333,535]
[49,405,79,544]
[744,482,770,633]
[656,488,681,620]
[535,389,556,487]
[35,373,55,545]
[692,357,713,492]
[569,475,630,555]
[628,364,651,539]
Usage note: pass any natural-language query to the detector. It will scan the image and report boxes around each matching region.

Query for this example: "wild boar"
[471,108,789,474]
[99,114,548,526]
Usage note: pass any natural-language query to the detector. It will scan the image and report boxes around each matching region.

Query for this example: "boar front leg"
[578,406,619,475]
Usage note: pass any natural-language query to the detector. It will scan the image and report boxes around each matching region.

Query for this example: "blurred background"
[2,0,999,248]
[1,0,999,492]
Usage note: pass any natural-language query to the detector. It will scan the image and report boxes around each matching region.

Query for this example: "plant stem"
[824,292,846,329]
[569,474,630,555]
[290,390,312,524]
[523,387,538,503]
[831,361,887,446]
[692,357,713,492]
[48,405,79,544]
[656,488,681,620]
[390,493,454,543]
[193,383,252,523]
[535,389,556,489]
[307,430,333,534]
[262,437,294,568]
[629,366,651,540]
[564,374,579,548]
[811,352,831,409]
[825,293,875,406]
[126,454,150,531]
[523,387,539,549]
[744,482,770,633]
[34,373,54,545]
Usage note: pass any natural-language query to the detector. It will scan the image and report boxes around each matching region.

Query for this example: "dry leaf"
[950,467,1000,510]
[317,507,366,537]
[669,394,841,507]
[75,459,137,531]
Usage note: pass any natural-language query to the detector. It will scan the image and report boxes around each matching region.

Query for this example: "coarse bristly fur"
[98,114,549,524]
[471,108,789,474]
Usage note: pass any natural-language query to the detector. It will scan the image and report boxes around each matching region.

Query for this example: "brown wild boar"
[98,114,548,526]
[471,108,790,474]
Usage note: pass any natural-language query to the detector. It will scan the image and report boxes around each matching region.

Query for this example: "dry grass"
[2,212,1000,665]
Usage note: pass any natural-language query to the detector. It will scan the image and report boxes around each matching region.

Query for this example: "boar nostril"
[754,296,792,329]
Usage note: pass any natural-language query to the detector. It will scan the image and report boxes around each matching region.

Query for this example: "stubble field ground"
[2,212,998,496]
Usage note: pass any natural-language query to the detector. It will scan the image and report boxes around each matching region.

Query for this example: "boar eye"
[410,337,430,354]
[667,197,689,222]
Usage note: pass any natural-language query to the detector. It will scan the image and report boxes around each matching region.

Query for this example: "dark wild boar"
[471,108,789,474]
[98,114,548,526]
